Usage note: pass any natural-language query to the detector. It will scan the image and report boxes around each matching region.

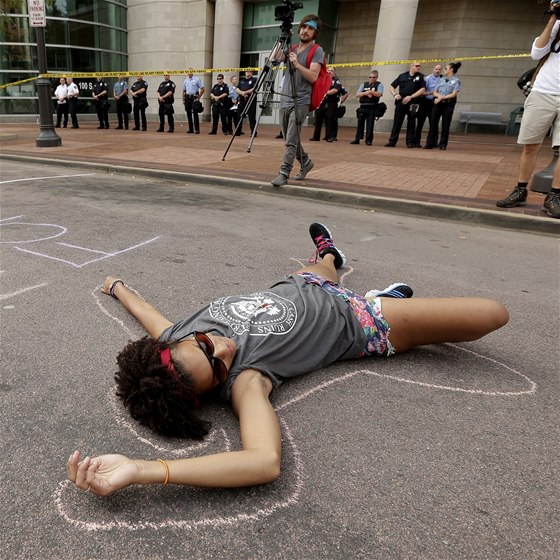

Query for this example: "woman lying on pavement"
[67,222,509,496]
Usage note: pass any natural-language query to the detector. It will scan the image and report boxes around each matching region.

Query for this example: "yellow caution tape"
[0,54,531,90]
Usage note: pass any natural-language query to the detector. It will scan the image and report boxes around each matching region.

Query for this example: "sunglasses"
[176,331,228,383]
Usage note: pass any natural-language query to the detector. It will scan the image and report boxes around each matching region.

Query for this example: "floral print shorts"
[297,271,395,357]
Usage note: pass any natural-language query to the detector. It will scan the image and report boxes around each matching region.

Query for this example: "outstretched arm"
[66,369,282,496]
[101,276,172,339]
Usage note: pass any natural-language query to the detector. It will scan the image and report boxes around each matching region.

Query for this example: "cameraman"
[271,14,323,187]
[496,3,560,219]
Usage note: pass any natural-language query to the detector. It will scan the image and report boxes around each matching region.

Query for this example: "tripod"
[222,25,299,161]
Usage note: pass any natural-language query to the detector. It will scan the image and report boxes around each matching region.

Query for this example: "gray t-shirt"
[280,42,324,108]
[159,274,365,400]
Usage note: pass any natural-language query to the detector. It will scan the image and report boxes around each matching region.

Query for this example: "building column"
[212,0,243,85]
[372,0,419,130]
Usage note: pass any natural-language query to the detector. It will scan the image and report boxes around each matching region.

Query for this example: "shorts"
[517,90,560,146]
[297,271,395,357]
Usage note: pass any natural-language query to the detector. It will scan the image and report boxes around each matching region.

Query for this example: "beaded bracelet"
[157,458,170,485]
[109,279,124,299]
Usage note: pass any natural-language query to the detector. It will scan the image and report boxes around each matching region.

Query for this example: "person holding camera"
[496,2,560,219]
[157,74,176,133]
[130,75,148,131]
[271,14,324,187]
[350,70,384,146]
[182,70,205,134]
[385,63,426,148]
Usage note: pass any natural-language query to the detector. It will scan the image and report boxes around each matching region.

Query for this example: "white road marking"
[0,173,95,185]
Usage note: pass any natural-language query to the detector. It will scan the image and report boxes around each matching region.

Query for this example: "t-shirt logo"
[209,292,297,336]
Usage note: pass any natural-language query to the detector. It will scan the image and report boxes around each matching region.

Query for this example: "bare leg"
[518,143,540,183]
[294,253,338,283]
[380,297,509,353]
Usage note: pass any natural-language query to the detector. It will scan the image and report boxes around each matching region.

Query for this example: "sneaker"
[294,159,314,180]
[271,174,288,187]
[496,187,527,208]
[542,192,560,218]
[309,222,346,269]
[365,283,414,300]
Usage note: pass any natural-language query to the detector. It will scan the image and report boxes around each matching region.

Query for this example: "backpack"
[291,43,331,111]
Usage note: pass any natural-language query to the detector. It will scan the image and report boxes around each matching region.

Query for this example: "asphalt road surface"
[1,160,558,560]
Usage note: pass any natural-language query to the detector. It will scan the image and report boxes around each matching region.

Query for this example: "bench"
[459,111,507,134]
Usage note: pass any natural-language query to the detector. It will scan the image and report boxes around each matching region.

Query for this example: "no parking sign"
[28,0,46,27]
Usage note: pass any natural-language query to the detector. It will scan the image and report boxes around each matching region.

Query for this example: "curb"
[2,153,558,236]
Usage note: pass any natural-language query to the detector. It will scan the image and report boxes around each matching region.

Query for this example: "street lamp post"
[30,0,61,147]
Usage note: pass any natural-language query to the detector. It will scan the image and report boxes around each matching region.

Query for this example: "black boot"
[496,187,527,208]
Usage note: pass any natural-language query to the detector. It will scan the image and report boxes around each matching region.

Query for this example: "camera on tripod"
[274,0,304,26]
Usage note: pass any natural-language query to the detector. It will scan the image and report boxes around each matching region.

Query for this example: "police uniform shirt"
[325,77,343,102]
[424,73,441,99]
[131,79,148,99]
[391,71,426,97]
[434,76,461,98]
[182,76,203,96]
[66,82,79,98]
[357,81,383,104]
[93,81,108,97]
[157,80,176,102]
[113,80,128,97]
[211,83,229,104]
[238,76,256,93]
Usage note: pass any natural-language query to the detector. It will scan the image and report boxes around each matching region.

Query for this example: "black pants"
[388,101,418,146]
[158,102,174,131]
[312,101,338,140]
[68,98,79,127]
[184,96,200,132]
[227,108,240,134]
[116,99,129,129]
[412,99,433,145]
[94,101,109,128]
[211,103,228,133]
[56,103,68,127]
[426,101,456,148]
[354,104,377,143]
[133,99,147,130]
[238,96,256,134]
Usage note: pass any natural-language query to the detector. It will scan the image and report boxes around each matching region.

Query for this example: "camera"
[547,0,560,18]
[274,0,303,26]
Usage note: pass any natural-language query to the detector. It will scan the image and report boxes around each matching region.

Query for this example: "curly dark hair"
[114,336,211,439]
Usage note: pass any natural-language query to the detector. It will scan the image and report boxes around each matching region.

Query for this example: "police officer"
[92,77,109,129]
[157,73,176,133]
[385,62,426,148]
[413,63,442,146]
[310,66,343,143]
[209,74,230,135]
[236,70,257,136]
[113,76,129,130]
[66,77,79,128]
[350,70,383,146]
[182,70,204,134]
[424,61,462,150]
[130,74,148,131]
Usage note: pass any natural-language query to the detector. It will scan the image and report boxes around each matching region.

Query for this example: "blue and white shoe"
[309,222,347,269]
[365,283,413,300]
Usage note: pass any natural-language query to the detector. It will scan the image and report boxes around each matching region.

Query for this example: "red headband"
[158,348,180,383]
[158,347,199,407]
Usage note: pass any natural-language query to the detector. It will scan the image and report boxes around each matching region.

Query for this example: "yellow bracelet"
[157,458,169,485]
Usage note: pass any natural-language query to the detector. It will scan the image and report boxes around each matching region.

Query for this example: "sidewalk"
[1,121,558,233]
